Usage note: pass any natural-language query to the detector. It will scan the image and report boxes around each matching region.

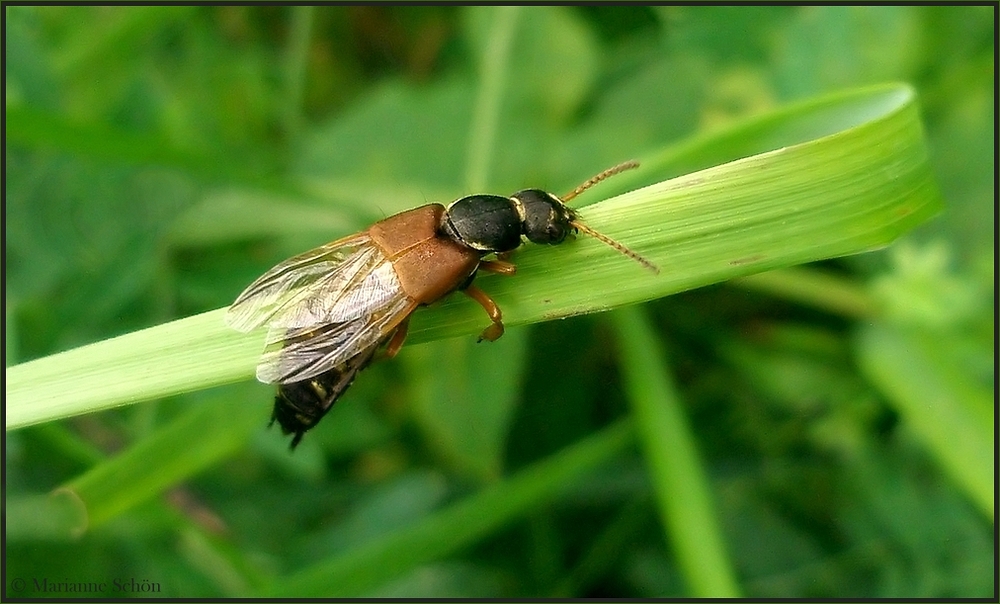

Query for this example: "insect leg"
[479,259,517,275]
[463,284,504,342]
[384,317,411,359]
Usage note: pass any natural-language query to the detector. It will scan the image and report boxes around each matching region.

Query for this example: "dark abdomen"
[272,342,381,448]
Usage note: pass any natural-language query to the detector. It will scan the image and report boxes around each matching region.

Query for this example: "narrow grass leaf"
[62,387,268,528]
[7,310,260,429]
[611,306,741,597]
[266,419,634,597]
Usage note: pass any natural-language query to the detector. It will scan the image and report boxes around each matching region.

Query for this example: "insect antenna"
[560,160,659,274]
[561,159,640,204]
[570,219,660,274]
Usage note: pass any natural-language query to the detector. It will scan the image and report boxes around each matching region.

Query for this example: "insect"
[226,160,657,448]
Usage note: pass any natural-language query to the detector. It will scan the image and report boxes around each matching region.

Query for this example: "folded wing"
[225,233,417,384]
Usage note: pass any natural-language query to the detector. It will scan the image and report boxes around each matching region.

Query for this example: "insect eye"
[544,220,568,243]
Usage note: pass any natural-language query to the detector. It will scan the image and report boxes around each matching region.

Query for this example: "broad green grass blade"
[5,83,942,430]
[611,307,741,597]
[265,419,634,597]
[855,324,994,519]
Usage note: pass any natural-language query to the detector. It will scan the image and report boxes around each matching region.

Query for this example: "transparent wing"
[256,292,416,384]
[225,233,394,332]
[226,233,419,384]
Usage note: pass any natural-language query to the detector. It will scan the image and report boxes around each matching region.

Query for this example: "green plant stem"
[612,306,741,597]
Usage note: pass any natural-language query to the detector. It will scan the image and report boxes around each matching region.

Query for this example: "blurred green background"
[5,5,993,598]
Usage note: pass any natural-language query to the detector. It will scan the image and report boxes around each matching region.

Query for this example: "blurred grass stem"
[465,6,520,192]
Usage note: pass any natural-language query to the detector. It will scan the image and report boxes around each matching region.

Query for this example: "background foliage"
[5,5,993,598]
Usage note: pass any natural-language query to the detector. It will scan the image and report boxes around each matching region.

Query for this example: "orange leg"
[384,317,410,358]
[479,259,517,276]
[463,285,504,342]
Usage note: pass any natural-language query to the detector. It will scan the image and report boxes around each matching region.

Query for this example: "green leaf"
[6,83,943,431]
